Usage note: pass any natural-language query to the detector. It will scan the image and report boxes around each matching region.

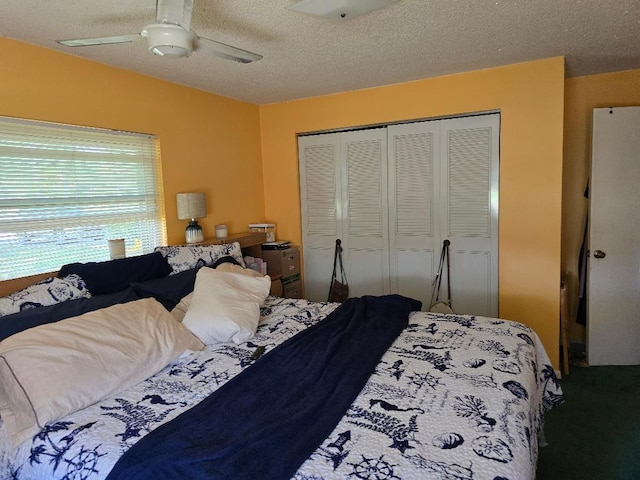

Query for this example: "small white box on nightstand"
[249,223,276,242]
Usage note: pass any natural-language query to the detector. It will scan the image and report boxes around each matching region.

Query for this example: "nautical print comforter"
[0,296,563,480]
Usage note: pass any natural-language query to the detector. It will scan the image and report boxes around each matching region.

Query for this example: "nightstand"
[199,231,266,258]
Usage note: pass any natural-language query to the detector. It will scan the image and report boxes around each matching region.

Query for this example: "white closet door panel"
[342,128,389,295]
[450,249,495,316]
[299,134,342,245]
[391,127,436,237]
[388,121,440,308]
[443,116,498,242]
[345,133,386,239]
[388,122,440,242]
[346,248,386,297]
[394,248,434,309]
[298,134,343,301]
[440,114,499,317]
[448,128,492,237]
[302,246,335,302]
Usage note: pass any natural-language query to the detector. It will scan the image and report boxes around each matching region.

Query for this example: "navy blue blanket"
[106,294,421,480]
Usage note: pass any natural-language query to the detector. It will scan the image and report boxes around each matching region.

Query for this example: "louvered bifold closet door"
[298,133,343,302]
[342,128,389,297]
[387,121,441,309]
[440,114,499,317]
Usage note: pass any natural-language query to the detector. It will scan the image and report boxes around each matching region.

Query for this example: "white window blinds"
[0,116,167,281]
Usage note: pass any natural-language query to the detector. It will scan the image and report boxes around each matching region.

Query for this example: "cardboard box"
[269,277,283,297]
[262,247,300,279]
[282,275,302,299]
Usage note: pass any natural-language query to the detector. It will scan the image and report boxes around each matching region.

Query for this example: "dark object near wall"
[130,268,198,311]
[328,239,349,303]
[212,256,242,268]
[429,239,454,314]
[0,288,140,341]
[59,252,172,295]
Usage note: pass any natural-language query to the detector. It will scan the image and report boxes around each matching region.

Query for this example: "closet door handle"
[593,249,606,259]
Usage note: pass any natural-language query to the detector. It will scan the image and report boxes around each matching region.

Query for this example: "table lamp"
[176,192,207,244]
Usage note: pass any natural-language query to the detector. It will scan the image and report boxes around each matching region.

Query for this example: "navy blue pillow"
[0,287,140,342]
[59,252,172,296]
[130,267,198,311]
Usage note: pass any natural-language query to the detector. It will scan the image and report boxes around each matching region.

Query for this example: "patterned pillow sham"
[155,242,245,275]
[0,274,91,317]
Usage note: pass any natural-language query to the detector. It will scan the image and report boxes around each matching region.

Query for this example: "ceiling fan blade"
[156,0,193,29]
[194,37,263,64]
[57,34,142,47]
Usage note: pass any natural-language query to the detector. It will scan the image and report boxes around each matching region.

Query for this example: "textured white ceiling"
[1,0,639,104]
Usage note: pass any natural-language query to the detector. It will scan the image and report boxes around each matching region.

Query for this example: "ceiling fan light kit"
[287,0,399,21]
[141,24,195,57]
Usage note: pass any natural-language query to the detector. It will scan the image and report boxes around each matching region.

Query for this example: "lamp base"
[185,219,204,244]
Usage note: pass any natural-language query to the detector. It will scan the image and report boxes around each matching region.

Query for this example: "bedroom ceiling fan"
[56,0,262,63]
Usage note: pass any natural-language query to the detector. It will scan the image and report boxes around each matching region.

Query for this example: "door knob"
[593,249,606,259]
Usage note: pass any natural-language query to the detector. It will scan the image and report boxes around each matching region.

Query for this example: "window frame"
[0,116,167,281]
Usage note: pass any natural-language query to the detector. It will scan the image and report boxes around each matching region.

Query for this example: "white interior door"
[588,107,640,365]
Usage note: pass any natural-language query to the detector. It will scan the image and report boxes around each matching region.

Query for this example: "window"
[0,116,167,281]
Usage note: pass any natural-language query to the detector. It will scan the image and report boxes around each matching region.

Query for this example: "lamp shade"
[176,193,206,220]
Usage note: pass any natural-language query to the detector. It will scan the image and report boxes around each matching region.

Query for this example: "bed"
[0,244,563,480]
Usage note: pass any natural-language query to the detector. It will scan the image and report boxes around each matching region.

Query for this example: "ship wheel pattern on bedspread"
[1,298,562,480]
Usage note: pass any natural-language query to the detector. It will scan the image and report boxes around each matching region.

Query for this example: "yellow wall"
[562,69,640,340]
[1,35,566,368]
[0,37,265,244]
[260,57,566,368]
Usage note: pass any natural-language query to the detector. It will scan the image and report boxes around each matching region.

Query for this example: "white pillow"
[169,266,266,323]
[0,298,204,447]
[0,274,91,317]
[154,242,245,275]
[183,267,271,345]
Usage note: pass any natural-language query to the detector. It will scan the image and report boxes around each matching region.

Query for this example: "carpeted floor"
[537,365,640,480]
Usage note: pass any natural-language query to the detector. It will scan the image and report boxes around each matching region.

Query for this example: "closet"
[298,113,499,316]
